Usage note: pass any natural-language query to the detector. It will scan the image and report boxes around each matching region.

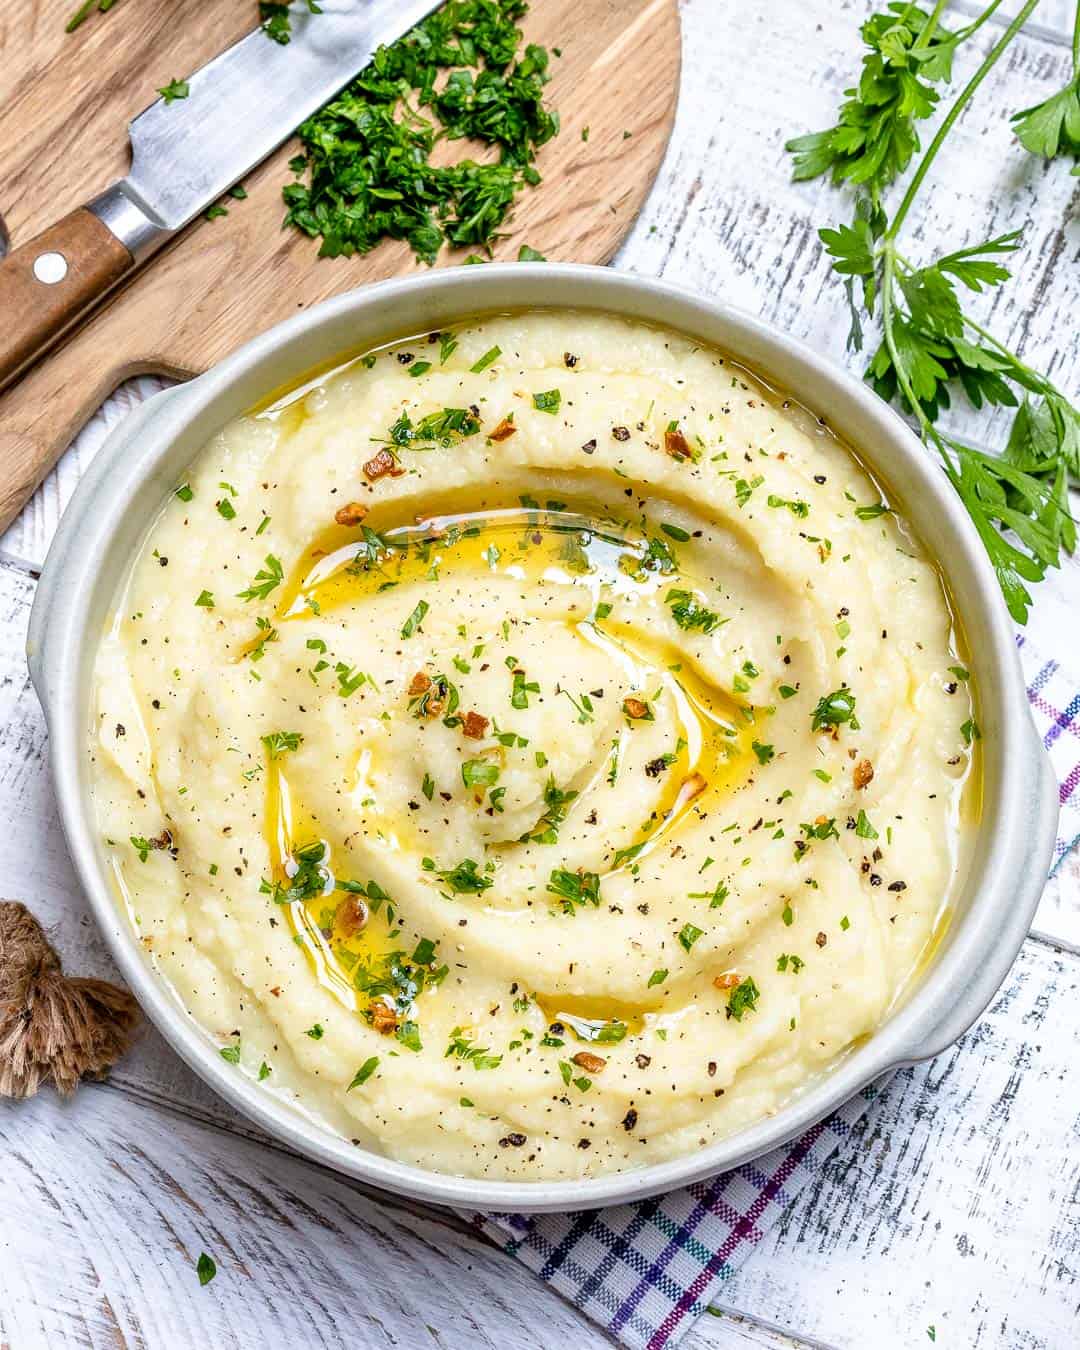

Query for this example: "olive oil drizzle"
[258,501,764,1028]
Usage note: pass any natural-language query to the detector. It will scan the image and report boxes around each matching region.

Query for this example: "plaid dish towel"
[475,631,1080,1349]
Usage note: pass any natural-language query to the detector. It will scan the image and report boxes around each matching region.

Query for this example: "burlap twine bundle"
[0,900,140,1098]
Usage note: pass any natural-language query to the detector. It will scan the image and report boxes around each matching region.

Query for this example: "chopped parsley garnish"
[678,922,704,951]
[462,758,499,788]
[216,497,236,520]
[470,345,502,373]
[533,389,562,414]
[260,0,320,44]
[445,1027,502,1070]
[218,1040,240,1065]
[348,1057,380,1090]
[261,731,303,760]
[648,968,668,987]
[855,502,890,520]
[422,856,493,894]
[376,407,482,457]
[751,740,775,766]
[811,687,858,732]
[612,841,645,868]
[400,600,429,639]
[546,867,601,914]
[559,687,595,723]
[689,880,729,909]
[665,588,725,634]
[511,670,540,709]
[282,4,559,265]
[195,590,215,608]
[777,953,805,973]
[237,554,284,602]
[530,778,578,844]
[854,809,879,840]
[766,493,810,518]
[412,937,438,965]
[158,78,189,104]
[306,1023,324,1040]
[196,1252,217,1286]
[961,717,982,745]
[725,976,760,1021]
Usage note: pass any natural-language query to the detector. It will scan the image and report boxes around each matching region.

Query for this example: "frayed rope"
[0,901,140,1098]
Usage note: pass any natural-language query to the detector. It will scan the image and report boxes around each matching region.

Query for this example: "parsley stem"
[952,0,1010,44]
[1072,0,1080,73]
[913,0,951,49]
[888,0,1043,241]
[880,242,957,470]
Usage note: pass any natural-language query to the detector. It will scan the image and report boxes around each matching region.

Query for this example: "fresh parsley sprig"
[790,0,1079,623]
[786,1,1006,202]
[1011,1,1080,173]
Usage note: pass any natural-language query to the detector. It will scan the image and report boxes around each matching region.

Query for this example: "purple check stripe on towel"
[471,633,1079,1349]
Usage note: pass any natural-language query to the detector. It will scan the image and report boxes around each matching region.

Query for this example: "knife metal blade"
[91,0,443,259]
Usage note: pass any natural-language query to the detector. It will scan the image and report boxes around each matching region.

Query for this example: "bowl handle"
[900,729,1060,1063]
[26,384,186,720]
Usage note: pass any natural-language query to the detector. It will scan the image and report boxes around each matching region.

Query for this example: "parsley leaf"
[422,856,493,894]
[237,554,284,602]
[546,867,601,913]
[158,78,190,104]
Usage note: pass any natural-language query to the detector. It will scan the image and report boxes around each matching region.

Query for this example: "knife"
[0,0,442,394]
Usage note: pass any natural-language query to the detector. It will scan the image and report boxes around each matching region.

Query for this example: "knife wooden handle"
[0,208,133,393]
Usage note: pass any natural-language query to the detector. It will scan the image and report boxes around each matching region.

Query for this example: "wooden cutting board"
[0,0,680,531]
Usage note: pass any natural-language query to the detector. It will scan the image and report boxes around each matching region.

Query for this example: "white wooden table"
[3,2,1079,1346]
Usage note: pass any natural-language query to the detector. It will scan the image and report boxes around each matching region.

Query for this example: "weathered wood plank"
[706,937,1080,1350]
[0,1080,829,1350]
[3,2,1080,1348]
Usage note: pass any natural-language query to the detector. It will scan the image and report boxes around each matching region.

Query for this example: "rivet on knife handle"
[0,208,134,393]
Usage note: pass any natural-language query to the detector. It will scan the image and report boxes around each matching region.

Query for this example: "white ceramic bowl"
[27,265,1058,1212]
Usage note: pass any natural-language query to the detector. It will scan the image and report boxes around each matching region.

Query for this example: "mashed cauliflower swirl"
[89,312,977,1181]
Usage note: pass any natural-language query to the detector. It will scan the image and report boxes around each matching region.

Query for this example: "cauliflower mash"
[88,311,978,1180]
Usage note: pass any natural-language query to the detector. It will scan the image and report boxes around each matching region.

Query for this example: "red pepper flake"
[408,672,432,696]
[713,972,740,990]
[854,759,874,789]
[462,711,489,740]
[623,697,650,720]
[571,1051,606,1074]
[489,417,517,442]
[370,1002,398,1035]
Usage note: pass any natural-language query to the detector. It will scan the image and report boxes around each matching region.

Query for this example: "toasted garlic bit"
[334,501,369,526]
